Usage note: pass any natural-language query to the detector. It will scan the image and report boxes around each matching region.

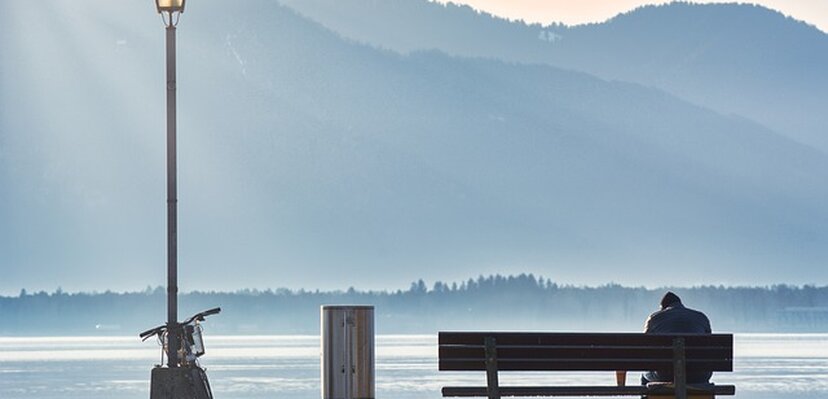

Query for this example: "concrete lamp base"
[150,366,214,399]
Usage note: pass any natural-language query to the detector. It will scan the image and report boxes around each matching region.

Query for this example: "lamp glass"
[156,0,185,13]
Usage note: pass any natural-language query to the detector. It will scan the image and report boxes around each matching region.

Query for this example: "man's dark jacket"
[643,302,712,384]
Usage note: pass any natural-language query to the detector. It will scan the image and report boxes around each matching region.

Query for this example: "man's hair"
[660,291,682,309]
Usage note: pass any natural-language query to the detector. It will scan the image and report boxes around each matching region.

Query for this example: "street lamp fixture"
[156,0,185,27]
[155,0,185,14]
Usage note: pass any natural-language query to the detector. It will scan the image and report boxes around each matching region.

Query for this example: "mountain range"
[0,0,826,293]
[281,0,828,153]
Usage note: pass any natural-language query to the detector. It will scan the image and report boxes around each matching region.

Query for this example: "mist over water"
[0,334,826,399]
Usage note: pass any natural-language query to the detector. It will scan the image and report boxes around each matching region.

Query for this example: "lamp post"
[155,0,185,369]
[144,3,217,397]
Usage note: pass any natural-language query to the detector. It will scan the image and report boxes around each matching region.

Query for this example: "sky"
[440,0,828,32]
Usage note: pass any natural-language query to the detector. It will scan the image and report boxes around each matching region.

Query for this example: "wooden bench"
[439,332,735,399]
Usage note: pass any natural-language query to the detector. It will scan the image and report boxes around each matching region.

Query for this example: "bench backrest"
[439,332,733,372]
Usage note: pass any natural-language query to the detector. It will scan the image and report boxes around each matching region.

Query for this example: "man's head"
[660,291,682,309]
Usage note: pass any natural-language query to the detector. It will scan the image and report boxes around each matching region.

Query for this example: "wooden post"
[673,337,687,399]
[484,337,500,399]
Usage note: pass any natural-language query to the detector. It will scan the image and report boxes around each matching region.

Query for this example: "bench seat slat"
[440,346,732,361]
[443,386,647,397]
[440,332,732,347]
[440,359,732,371]
[443,385,736,397]
[648,383,736,395]
[441,344,733,350]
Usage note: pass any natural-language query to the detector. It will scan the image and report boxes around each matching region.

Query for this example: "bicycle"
[140,307,221,399]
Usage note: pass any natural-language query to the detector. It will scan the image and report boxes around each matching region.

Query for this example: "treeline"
[2,274,827,335]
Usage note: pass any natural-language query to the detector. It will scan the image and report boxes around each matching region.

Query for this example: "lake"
[0,334,826,398]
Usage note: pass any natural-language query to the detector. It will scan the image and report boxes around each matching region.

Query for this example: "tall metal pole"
[165,22,180,368]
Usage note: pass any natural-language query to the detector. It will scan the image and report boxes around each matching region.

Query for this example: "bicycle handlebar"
[139,325,166,341]
[182,307,222,325]
[138,307,221,341]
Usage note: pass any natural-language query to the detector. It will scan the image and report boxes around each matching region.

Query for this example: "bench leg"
[673,338,687,399]
[648,396,714,399]
[484,337,500,399]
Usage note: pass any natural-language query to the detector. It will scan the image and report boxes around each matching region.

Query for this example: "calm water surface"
[0,334,826,398]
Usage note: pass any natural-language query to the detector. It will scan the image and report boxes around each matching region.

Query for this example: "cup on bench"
[615,370,627,386]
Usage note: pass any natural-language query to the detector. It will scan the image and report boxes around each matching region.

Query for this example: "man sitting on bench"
[641,291,713,385]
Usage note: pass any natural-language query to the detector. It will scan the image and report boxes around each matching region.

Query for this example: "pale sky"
[440,1,828,32]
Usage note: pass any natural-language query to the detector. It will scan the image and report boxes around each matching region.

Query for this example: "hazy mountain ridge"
[173,2,828,287]
[1,0,827,292]
[279,0,828,152]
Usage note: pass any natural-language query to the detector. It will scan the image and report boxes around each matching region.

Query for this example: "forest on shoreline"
[2,274,827,335]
